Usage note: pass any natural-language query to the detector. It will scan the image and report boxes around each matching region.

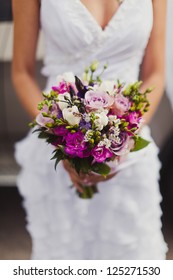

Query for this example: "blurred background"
[0,0,173,259]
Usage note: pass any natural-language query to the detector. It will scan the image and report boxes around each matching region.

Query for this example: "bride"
[12,0,167,259]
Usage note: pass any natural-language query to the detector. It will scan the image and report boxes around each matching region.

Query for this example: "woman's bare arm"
[12,0,41,118]
[140,0,167,124]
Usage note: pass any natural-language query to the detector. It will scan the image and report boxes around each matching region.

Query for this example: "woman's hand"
[63,160,116,193]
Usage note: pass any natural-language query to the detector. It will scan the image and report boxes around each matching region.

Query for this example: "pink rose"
[112,94,131,116]
[84,90,114,112]
[110,132,134,156]
[91,146,113,163]
[64,132,90,158]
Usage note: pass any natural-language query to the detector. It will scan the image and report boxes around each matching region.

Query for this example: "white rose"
[99,81,115,95]
[57,72,75,84]
[62,106,81,126]
[94,111,108,130]
[57,92,71,110]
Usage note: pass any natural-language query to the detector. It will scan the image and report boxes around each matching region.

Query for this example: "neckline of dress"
[77,0,127,33]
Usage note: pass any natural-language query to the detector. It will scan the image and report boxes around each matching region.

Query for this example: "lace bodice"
[40,0,153,86]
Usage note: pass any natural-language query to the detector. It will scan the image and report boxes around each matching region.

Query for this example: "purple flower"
[84,90,114,111]
[57,110,63,119]
[64,131,90,158]
[79,120,92,130]
[51,126,69,147]
[51,137,64,147]
[91,146,113,163]
[112,93,131,116]
[53,125,68,136]
[110,132,130,156]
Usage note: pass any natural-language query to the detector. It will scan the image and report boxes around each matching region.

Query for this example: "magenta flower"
[52,81,69,94]
[91,146,113,163]
[53,125,68,136]
[64,131,90,158]
[112,93,131,116]
[123,111,142,135]
[84,90,114,111]
[127,111,142,129]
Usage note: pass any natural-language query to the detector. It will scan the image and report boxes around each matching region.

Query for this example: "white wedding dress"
[15,0,167,259]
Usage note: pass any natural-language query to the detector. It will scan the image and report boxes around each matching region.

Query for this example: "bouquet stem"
[77,184,98,199]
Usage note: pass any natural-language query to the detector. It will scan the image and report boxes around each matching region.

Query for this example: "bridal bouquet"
[31,61,152,198]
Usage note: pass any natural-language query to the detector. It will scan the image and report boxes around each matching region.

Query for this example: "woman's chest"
[79,0,121,30]
[40,0,153,56]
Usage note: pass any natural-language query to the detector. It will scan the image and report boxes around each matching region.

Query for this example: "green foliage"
[38,131,49,139]
[90,60,99,72]
[46,134,58,144]
[29,120,37,128]
[131,136,150,152]
[123,81,152,115]
[91,162,111,176]
[51,149,66,169]
[78,184,98,199]
[70,158,92,174]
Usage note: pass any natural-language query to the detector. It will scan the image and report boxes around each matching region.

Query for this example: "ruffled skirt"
[15,126,167,259]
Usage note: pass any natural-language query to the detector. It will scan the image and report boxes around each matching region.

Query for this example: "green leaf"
[70,159,80,174]
[38,131,49,139]
[78,184,98,199]
[71,158,91,174]
[131,136,150,152]
[29,121,37,128]
[51,149,66,169]
[91,163,111,176]
[46,134,58,144]
[54,157,63,170]
[32,127,44,133]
